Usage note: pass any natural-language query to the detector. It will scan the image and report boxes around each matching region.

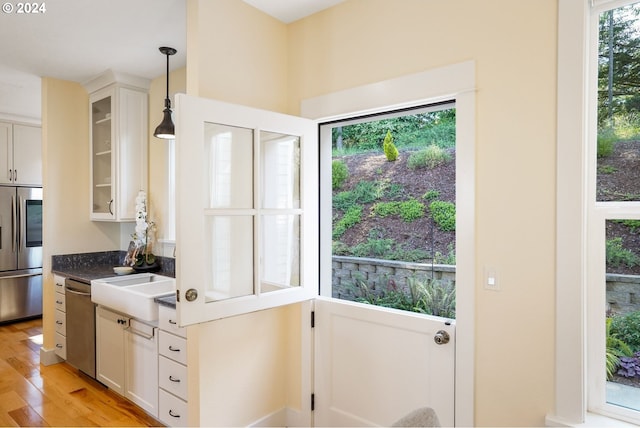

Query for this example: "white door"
[175,95,457,426]
[314,298,455,427]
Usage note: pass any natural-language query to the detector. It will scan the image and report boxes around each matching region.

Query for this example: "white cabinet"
[53,274,66,359]
[0,121,42,186]
[157,305,188,427]
[89,82,148,221]
[96,306,158,417]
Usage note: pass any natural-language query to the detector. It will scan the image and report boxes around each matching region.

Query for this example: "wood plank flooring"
[0,317,163,427]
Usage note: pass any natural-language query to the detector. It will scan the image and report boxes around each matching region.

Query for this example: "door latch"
[434,330,450,345]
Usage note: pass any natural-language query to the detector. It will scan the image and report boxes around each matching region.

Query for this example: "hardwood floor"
[0,317,162,427]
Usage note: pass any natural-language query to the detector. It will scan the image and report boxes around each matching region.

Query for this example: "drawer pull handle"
[56,344,63,348]
[168,345,180,352]
[169,409,181,418]
[56,300,63,304]
[169,319,177,325]
[169,375,181,383]
[56,320,63,325]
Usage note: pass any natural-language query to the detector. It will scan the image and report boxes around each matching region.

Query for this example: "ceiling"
[0,0,343,121]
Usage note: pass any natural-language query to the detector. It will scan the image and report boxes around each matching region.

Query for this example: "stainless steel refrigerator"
[0,186,42,322]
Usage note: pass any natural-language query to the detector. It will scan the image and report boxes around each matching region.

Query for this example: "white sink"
[91,273,175,321]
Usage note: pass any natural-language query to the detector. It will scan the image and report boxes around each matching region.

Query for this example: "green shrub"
[597,128,616,158]
[333,205,362,239]
[610,311,640,353]
[423,189,440,201]
[371,199,424,222]
[607,317,633,379]
[407,145,452,169]
[333,180,383,211]
[606,237,640,268]
[430,200,456,231]
[383,130,399,161]
[332,160,349,190]
[349,238,395,258]
[398,199,425,222]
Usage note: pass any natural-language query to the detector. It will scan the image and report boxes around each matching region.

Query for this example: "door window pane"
[261,214,300,290]
[261,131,300,209]
[204,123,253,209]
[204,215,254,301]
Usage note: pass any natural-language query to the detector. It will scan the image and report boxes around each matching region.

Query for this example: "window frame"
[553,0,640,425]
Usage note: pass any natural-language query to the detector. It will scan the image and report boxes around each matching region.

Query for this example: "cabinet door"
[124,320,158,417]
[95,306,125,395]
[90,89,115,220]
[12,124,41,185]
[0,122,12,185]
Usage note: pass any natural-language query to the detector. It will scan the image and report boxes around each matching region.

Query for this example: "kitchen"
[2,0,569,426]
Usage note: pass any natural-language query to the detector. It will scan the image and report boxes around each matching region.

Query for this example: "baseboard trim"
[40,346,63,366]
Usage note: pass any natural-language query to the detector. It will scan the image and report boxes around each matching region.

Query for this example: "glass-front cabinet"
[88,79,148,221]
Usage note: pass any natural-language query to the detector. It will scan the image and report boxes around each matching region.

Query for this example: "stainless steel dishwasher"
[65,279,96,378]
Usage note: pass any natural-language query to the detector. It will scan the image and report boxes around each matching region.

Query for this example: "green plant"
[598,165,618,174]
[333,205,363,239]
[407,145,452,169]
[430,200,456,231]
[606,237,640,268]
[398,199,425,222]
[408,277,456,318]
[614,219,640,233]
[434,243,456,265]
[607,317,633,380]
[333,180,384,211]
[610,311,640,353]
[422,189,440,201]
[597,128,616,158]
[348,274,455,318]
[332,160,349,190]
[383,130,399,161]
[371,199,425,222]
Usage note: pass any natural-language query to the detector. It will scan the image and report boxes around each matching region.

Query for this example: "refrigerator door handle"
[17,195,23,251]
[0,272,41,280]
[11,195,16,253]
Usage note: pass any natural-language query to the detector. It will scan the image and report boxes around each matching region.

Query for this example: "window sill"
[546,413,638,427]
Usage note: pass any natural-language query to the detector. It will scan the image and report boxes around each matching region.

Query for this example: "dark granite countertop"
[52,251,175,284]
[155,294,177,308]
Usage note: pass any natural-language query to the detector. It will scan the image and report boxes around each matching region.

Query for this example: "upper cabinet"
[0,122,42,186]
[86,71,149,221]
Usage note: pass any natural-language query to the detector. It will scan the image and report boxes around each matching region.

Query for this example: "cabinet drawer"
[159,355,187,400]
[54,332,66,360]
[159,330,187,365]
[55,309,66,335]
[54,291,66,312]
[159,388,188,427]
[159,305,186,338]
[53,275,65,294]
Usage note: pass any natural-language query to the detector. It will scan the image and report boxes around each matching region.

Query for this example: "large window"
[588,2,640,422]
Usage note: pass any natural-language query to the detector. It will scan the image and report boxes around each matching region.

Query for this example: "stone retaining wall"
[333,256,640,315]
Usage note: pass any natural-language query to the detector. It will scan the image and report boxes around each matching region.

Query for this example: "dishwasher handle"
[65,286,91,297]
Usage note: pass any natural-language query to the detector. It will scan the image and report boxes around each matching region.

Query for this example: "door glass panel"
[204,123,253,209]
[91,96,112,215]
[261,214,300,291]
[204,215,254,301]
[261,131,300,209]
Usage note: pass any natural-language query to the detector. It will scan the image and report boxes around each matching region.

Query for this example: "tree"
[598,4,640,125]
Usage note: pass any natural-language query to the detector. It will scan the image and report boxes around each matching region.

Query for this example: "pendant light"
[153,46,177,139]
